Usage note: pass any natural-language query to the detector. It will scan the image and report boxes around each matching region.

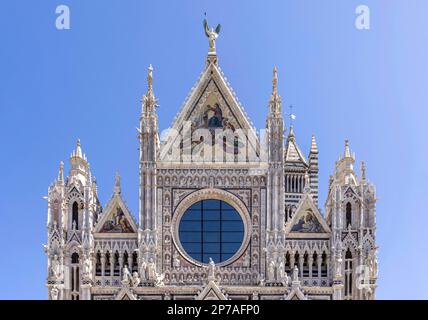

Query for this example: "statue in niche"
[292,265,299,282]
[147,258,156,280]
[243,252,250,267]
[267,260,275,281]
[122,265,132,284]
[50,254,62,280]
[83,257,91,279]
[173,252,181,268]
[140,257,147,280]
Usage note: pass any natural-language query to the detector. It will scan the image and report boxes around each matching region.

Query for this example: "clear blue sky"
[0,0,427,299]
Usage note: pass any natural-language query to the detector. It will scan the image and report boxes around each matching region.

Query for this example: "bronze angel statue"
[203,18,221,54]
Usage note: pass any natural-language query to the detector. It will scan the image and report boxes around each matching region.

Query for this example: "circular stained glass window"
[178,199,244,264]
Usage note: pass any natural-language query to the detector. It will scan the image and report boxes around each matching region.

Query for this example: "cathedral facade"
[44,27,378,300]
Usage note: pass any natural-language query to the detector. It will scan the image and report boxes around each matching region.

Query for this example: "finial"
[310,135,318,154]
[75,138,83,158]
[344,139,351,158]
[147,64,153,90]
[288,125,295,138]
[114,172,121,194]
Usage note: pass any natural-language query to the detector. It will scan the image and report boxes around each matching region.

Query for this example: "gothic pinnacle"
[269,66,282,114]
[58,161,64,182]
[361,161,366,181]
[272,66,278,94]
[76,138,82,158]
[147,64,153,91]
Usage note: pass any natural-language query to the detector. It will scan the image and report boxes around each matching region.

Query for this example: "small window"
[71,252,79,264]
[346,203,352,228]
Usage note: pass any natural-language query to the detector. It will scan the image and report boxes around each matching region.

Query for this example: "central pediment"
[159,61,262,166]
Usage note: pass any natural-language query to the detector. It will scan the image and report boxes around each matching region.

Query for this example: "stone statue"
[292,265,299,282]
[207,257,216,281]
[203,18,221,54]
[51,254,62,280]
[83,258,91,278]
[50,286,59,300]
[131,271,141,287]
[173,252,181,268]
[122,265,132,284]
[147,258,156,281]
[243,252,250,268]
[155,273,165,286]
[258,273,265,286]
[140,257,147,280]
[368,251,378,278]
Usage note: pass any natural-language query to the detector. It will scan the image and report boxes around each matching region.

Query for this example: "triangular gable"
[285,135,307,165]
[115,287,137,300]
[196,280,227,300]
[285,193,331,236]
[94,194,137,234]
[159,62,260,163]
[284,286,307,300]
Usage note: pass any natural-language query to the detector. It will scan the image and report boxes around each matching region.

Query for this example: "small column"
[100,253,105,277]
[290,252,295,269]
[308,255,313,278]
[317,254,322,281]
[119,252,124,277]
[299,255,304,279]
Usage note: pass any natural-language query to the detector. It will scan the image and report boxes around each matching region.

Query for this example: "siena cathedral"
[44,22,378,300]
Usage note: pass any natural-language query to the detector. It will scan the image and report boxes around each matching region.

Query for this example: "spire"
[69,139,89,176]
[114,172,121,195]
[310,135,318,154]
[70,138,87,161]
[142,65,157,114]
[344,139,353,159]
[269,67,282,115]
[58,161,64,182]
[288,125,295,140]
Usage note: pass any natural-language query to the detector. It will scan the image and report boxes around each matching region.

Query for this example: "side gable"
[94,194,138,234]
[285,193,331,237]
[284,129,308,166]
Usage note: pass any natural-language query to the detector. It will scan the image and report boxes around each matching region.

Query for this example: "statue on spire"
[203,17,221,55]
